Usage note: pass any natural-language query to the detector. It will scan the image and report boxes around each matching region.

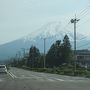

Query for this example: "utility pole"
[15,53,18,65]
[71,15,80,73]
[21,48,26,57]
[44,38,46,69]
[17,51,21,59]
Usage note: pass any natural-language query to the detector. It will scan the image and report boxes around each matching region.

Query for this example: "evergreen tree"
[38,54,44,68]
[27,46,40,68]
[46,40,62,67]
[61,35,72,63]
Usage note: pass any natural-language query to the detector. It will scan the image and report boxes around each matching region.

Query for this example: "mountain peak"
[23,21,85,43]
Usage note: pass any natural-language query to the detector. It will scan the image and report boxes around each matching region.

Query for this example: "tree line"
[11,34,73,68]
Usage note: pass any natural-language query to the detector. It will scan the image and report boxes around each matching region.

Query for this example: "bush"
[16,64,90,78]
[85,71,90,78]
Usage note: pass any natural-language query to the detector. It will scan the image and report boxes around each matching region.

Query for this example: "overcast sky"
[0,0,90,44]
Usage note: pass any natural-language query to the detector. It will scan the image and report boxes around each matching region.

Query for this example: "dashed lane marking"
[47,79,55,82]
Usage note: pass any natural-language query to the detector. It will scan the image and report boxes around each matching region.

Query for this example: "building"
[76,50,90,68]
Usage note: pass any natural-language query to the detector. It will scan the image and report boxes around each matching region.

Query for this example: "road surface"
[0,67,90,90]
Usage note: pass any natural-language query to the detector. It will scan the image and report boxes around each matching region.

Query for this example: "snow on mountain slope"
[0,21,89,60]
[21,21,89,51]
[23,21,85,43]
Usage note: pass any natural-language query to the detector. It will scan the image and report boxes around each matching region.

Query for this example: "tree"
[27,46,40,68]
[46,40,62,67]
[38,53,44,68]
[61,35,72,63]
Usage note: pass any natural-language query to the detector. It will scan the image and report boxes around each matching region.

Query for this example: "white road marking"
[47,79,55,82]
[18,75,42,79]
[6,70,75,82]
[0,79,3,82]
[16,77,33,79]
[10,72,17,78]
[7,72,17,79]
[54,78,64,81]
[7,72,14,79]
[16,74,65,82]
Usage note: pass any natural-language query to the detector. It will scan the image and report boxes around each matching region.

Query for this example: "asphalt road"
[0,67,90,90]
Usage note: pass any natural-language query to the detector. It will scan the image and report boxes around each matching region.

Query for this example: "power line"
[77,42,90,49]
[62,6,90,51]
[77,17,90,29]
[76,31,90,41]
[60,6,90,36]
[77,36,89,41]
[79,11,90,20]
[77,5,90,18]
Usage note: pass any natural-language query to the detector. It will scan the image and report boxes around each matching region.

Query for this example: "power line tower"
[71,15,80,73]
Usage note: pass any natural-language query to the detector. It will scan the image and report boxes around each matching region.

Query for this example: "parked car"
[0,65,7,73]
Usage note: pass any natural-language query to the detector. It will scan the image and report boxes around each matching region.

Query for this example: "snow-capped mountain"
[0,22,89,60]
[23,22,83,42]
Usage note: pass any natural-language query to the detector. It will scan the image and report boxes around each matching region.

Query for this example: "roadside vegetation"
[9,35,90,78]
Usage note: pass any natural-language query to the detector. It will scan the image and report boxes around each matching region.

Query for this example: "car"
[0,65,7,73]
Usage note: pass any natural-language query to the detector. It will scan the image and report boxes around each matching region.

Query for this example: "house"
[76,50,90,68]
